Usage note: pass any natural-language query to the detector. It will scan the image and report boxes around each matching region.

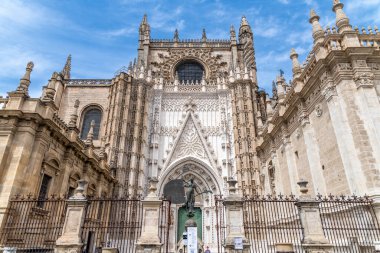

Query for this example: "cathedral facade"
[0,0,380,251]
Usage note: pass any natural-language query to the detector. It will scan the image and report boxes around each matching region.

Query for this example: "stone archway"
[157,157,223,253]
[158,156,223,196]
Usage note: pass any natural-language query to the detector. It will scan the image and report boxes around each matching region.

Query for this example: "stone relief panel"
[161,97,219,112]
[171,119,206,161]
[150,48,228,80]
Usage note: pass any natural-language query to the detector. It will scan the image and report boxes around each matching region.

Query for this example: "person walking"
[204,246,211,253]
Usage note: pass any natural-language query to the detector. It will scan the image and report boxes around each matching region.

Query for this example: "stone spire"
[202,28,207,42]
[290,48,302,78]
[85,120,95,146]
[62,54,71,80]
[309,9,324,44]
[272,81,278,101]
[43,72,58,101]
[16,61,34,94]
[333,0,352,33]
[239,16,252,38]
[139,14,150,42]
[230,25,236,42]
[174,29,179,42]
[68,99,80,128]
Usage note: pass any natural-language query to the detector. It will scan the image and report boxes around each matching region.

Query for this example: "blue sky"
[0,0,379,97]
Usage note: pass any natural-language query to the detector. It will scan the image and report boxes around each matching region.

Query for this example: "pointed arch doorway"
[158,158,223,253]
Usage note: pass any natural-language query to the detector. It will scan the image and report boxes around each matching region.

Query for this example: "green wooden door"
[177,207,202,242]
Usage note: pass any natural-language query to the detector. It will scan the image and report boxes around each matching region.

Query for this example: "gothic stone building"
[1,1,380,251]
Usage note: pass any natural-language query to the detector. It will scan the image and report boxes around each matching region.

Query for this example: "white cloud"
[254,17,281,38]
[277,0,289,4]
[102,27,136,37]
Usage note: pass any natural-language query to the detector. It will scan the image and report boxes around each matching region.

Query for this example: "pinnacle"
[142,14,147,24]
[240,16,249,27]
[310,9,318,19]
[202,28,207,41]
[174,29,179,41]
[290,48,298,58]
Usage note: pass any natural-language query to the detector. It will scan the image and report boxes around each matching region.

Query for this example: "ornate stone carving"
[66,79,112,86]
[315,104,323,117]
[160,126,180,136]
[353,72,374,88]
[150,48,228,81]
[171,119,205,160]
[161,97,219,111]
[334,63,352,72]
[368,63,380,71]
[322,84,337,102]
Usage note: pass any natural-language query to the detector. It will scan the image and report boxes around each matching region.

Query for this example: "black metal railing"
[215,195,226,253]
[319,194,380,253]
[243,194,304,253]
[0,195,67,252]
[159,199,171,253]
[81,197,143,253]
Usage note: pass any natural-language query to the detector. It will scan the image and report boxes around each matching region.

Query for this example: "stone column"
[223,179,250,253]
[296,180,333,253]
[55,180,88,253]
[136,178,163,253]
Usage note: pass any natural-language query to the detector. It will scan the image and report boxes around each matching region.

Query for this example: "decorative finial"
[62,54,71,80]
[310,9,318,19]
[85,120,95,146]
[16,61,34,94]
[71,180,88,200]
[69,99,80,128]
[290,49,301,78]
[272,81,278,101]
[239,16,253,39]
[174,29,179,42]
[309,9,324,44]
[43,72,58,101]
[230,25,236,39]
[202,28,207,42]
[240,16,249,27]
[333,0,352,33]
[142,14,147,25]
[297,179,309,199]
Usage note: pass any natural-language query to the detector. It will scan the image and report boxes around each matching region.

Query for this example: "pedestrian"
[204,246,211,253]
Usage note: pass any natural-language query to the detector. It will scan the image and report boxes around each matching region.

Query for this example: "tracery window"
[176,61,204,83]
[80,107,102,140]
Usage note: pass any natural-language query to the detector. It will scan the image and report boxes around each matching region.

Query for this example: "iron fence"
[243,194,304,253]
[0,195,67,252]
[319,194,380,253]
[215,195,226,253]
[81,197,143,253]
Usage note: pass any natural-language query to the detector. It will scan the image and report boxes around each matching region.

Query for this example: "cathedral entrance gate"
[158,159,222,253]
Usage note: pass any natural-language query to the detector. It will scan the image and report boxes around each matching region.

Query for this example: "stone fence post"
[223,179,250,253]
[296,180,333,253]
[136,178,163,253]
[55,180,88,253]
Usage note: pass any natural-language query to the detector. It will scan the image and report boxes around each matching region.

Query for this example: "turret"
[333,0,352,33]
[138,14,150,68]
[16,61,34,95]
[309,9,325,44]
[239,16,257,83]
[290,48,302,79]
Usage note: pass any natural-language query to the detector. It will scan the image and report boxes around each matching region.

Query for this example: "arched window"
[176,61,204,83]
[80,107,102,140]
